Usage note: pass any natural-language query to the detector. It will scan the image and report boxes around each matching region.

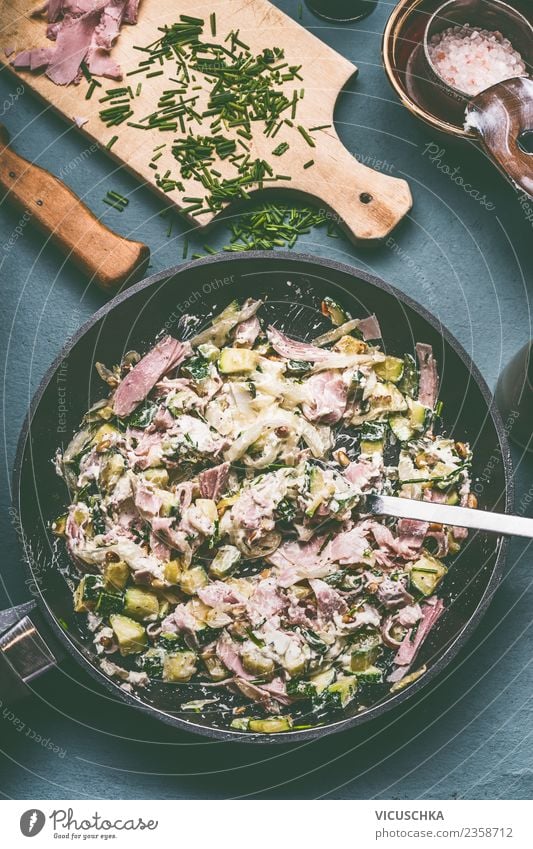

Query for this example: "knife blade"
[368,494,533,539]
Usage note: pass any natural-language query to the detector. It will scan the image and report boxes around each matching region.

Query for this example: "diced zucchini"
[209,545,241,579]
[74,574,104,612]
[181,355,210,382]
[389,414,414,444]
[110,614,147,656]
[248,716,292,734]
[203,654,229,682]
[398,353,418,398]
[124,587,160,621]
[356,665,383,684]
[374,356,404,383]
[100,453,125,492]
[285,359,311,375]
[306,466,334,517]
[321,297,349,326]
[104,559,130,591]
[409,551,447,597]
[51,514,68,536]
[158,632,185,651]
[409,400,429,430]
[218,348,258,374]
[283,644,308,678]
[230,717,251,731]
[163,559,182,584]
[241,647,275,678]
[334,336,366,355]
[359,422,386,456]
[179,566,208,596]
[139,647,165,678]
[195,498,218,523]
[350,630,382,672]
[323,675,358,709]
[95,589,124,616]
[163,650,197,682]
[198,343,220,362]
[143,467,169,487]
[309,667,336,694]
[390,664,426,693]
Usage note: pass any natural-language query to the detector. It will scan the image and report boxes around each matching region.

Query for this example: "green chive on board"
[0,0,412,241]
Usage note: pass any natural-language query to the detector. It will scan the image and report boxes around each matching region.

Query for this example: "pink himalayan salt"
[428,25,527,96]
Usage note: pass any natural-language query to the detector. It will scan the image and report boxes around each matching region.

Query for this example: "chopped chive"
[303,159,314,169]
[210,12,216,36]
[272,142,289,156]
[309,124,331,132]
[106,135,119,150]
[297,125,315,147]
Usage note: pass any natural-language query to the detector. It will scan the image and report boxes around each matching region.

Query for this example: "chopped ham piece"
[370,522,424,560]
[301,371,347,424]
[113,336,191,417]
[393,596,444,672]
[344,456,381,490]
[416,343,438,409]
[199,462,230,501]
[13,0,139,86]
[234,314,261,348]
[358,314,382,340]
[397,517,429,552]
[124,0,141,23]
[310,579,347,618]
[46,8,103,85]
[267,326,336,363]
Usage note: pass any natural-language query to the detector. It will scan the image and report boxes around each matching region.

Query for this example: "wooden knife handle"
[466,78,533,202]
[0,125,150,292]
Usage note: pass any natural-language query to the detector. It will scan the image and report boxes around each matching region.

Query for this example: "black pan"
[10,251,513,743]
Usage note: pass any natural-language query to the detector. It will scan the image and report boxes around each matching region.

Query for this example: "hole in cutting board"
[360,192,373,203]
[518,131,533,154]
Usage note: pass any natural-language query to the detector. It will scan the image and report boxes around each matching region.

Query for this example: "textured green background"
[1,0,533,800]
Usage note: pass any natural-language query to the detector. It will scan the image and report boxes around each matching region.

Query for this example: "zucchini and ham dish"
[53,297,473,734]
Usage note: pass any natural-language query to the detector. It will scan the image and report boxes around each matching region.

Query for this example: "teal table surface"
[1,0,533,801]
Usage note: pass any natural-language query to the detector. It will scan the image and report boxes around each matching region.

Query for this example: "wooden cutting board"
[0,0,412,241]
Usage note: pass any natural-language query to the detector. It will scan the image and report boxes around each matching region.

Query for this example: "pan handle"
[465,77,533,201]
[0,601,64,705]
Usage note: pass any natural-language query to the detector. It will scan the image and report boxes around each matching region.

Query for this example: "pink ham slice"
[198,462,230,501]
[233,314,261,348]
[267,326,336,363]
[113,336,192,417]
[45,8,103,85]
[416,342,438,409]
[391,596,444,678]
[301,370,347,424]
[14,0,137,85]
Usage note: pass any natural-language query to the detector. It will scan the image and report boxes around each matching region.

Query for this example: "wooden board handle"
[288,132,413,241]
[466,78,533,202]
[0,125,150,292]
